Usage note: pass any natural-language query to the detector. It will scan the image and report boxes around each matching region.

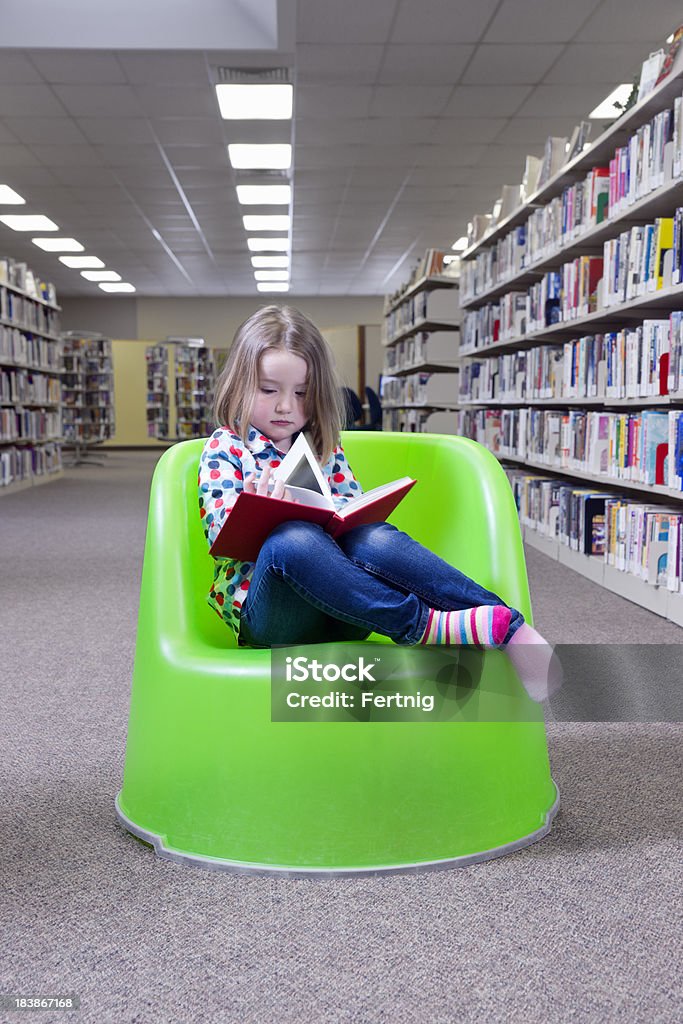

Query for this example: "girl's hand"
[243,465,287,500]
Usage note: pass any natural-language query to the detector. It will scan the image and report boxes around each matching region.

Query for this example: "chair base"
[115,783,560,878]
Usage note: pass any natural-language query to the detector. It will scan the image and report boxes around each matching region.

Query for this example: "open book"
[209,432,416,561]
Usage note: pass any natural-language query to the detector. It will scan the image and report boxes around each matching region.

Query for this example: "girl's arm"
[328,444,364,510]
[198,431,249,548]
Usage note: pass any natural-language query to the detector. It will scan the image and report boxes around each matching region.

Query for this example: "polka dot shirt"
[198,425,363,636]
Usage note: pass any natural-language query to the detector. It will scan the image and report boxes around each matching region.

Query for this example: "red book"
[209,478,416,561]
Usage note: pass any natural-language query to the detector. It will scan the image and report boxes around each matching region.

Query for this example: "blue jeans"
[238,521,524,648]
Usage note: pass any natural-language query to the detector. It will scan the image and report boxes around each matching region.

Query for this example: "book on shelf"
[638,50,666,101]
[521,155,542,201]
[537,136,568,190]
[657,25,683,85]
[209,432,416,561]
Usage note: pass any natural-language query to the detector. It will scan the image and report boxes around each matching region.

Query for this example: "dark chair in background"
[365,386,383,430]
[341,386,364,429]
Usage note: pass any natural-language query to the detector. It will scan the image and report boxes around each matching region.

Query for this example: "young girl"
[198,306,561,700]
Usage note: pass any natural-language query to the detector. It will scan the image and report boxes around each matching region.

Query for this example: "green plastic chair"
[116,432,558,874]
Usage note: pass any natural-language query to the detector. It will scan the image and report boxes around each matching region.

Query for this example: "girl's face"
[251,348,309,452]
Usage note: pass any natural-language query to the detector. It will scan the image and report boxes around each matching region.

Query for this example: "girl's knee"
[260,520,328,567]
[339,520,398,559]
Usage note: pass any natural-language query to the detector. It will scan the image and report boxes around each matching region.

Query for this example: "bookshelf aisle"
[0,256,62,496]
[145,344,169,440]
[145,341,216,441]
[458,60,683,626]
[174,343,215,440]
[61,332,115,466]
[382,249,460,433]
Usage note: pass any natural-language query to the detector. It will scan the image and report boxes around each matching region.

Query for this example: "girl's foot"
[505,623,563,703]
[419,605,512,647]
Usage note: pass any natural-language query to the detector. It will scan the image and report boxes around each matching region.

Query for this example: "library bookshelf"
[0,259,63,496]
[382,256,460,433]
[61,332,115,465]
[459,63,683,625]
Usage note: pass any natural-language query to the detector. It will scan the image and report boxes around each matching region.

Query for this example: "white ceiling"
[0,0,680,298]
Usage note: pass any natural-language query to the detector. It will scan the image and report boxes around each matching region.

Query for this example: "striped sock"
[418,606,512,647]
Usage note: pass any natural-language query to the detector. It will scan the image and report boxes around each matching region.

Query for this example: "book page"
[272,431,333,499]
[335,477,415,519]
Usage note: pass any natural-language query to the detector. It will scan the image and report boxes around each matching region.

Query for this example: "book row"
[455,407,683,491]
[462,213,678,349]
[506,468,683,592]
[382,371,459,408]
[0,257,57,306]
[0,442,62,488]
[0,288,60,337]
[460,317,683,402]
[62,406,114,444]
[0,369,61,406]
[462,87,683,301]
[0,328,62,372]
[0,408,62,444]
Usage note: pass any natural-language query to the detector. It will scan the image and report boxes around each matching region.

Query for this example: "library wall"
[61,296,384,350]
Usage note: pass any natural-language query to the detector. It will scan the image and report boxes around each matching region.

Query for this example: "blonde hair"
[213,305,346,463]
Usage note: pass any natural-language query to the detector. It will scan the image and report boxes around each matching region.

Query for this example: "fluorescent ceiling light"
[589,84,632,119]
[247,236,289,252]
[81,270,121,282]
[0,185,26,204]
[236,185,291,206]
[254,270,289,281]
[0,214,58,231]
[228,144,292,169]
[451,237,468,251]
[243,215,290,232]
[251,255,289,268]
[59,255,105,269]
[257,282,289,293]
[33,237,84,252]
[98,282,136,293]
[216,84,293,120]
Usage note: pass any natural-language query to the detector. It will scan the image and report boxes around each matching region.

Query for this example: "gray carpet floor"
[1,450,681,1024]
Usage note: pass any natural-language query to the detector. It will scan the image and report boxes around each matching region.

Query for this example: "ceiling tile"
[154,118,227,146]
[297,0,397,44]
[77,118,156,144]
[432,118,508,144]
[29,51,128,83]
[51,84,144,117]
[133,86,219,119]
[462,44,564,84]
[543,42,661,84]
[118,52,213,86]
[296,44,384,83]
[0,84,68,117]
[0,143,41,166]
[370,86,452,117]
[575,1,679,43]
[165,145,229,168]
[515,82,618,118]
[444,85,533,118]
[295,118,368,145]
[4,116,90,145]
[484,0,601,42]
[391,0,501,44]
[296,86,373,118]
[0,53,43,84]
[378,44,475,84]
